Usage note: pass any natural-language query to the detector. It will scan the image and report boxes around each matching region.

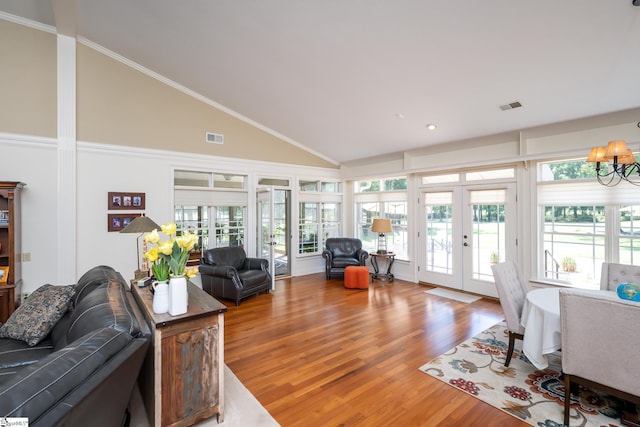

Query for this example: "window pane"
[385,201,408,259]
[542,205,604,289]
[214,206,245,247]
[299,181,318,192]
[175,206,209,266]
[357,202,381,253]
[383,177,407,191]
[213,173,246,189]
[259,178,290,186]
[356,180,380,193]
[426,204,453,274]
[421,174,460,185]
[321,182,340,193]
[299,202,318,254]
[472,202,505,281]
[466,168,515,181]
[539,159,596,181]
[174,171,211,187]
[619,205,640,265]
[322,202,341,240]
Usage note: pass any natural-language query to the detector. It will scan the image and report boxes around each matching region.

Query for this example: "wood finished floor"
[222,273,528,427]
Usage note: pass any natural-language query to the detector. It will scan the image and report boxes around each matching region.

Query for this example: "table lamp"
[120,214,161,279]
[371,218,392,254]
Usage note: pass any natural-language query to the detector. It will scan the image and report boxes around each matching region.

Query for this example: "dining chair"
[560,289,640,426]
[491,261,529,367]
[600,262,640,291]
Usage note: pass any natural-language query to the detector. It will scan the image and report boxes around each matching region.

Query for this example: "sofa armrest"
[322,250,333,262]
[199,264,239,279]
[244,257,269,271]
[0,328,133,420]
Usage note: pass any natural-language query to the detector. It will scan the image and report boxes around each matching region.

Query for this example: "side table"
[132,282,227,426]
[371,252,395,282]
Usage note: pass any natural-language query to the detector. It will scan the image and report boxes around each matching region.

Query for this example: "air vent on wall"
[206,132,224,144]
[499,101,522,111]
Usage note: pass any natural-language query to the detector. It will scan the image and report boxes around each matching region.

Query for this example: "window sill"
[529,278,600,291]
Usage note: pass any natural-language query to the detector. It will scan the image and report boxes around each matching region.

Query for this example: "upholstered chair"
[322,238,369,279]
[199,246,271,306]
[491,261,529,367]
[560,289,640,426]
[600,262,640,291]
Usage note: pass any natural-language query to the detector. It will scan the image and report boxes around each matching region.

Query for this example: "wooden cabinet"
[0,181,25,323]
[132,282,227,427]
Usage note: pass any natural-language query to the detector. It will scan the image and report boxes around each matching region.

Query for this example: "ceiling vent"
[206,132,224,144]
[499,101,522,111]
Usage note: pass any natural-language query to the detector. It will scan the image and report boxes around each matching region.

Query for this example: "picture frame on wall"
[108,213,143,232]
[108,192,145,210]
[0,266,8,284]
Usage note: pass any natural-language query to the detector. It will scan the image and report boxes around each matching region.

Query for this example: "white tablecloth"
[521,288,561,369]
[521,287,616,370]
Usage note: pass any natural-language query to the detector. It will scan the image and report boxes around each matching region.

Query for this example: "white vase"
[168,275,188,316]
[152,281,169,314]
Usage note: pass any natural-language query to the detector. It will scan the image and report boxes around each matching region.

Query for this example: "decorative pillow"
[0,284,76,346]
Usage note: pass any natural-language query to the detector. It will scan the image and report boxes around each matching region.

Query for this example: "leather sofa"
[200,246,272,306]
[0,265,150,426]
[322,238,369,279]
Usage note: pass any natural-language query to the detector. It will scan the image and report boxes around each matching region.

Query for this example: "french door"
[256,187,291,289]
[419,183,517,297]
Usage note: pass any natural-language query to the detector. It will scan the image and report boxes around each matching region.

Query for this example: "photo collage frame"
[107,192,146,232]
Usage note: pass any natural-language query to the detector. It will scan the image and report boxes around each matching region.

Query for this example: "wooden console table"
[132,282,227,426]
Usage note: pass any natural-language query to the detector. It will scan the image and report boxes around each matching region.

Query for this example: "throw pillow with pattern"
[0,284,76,346]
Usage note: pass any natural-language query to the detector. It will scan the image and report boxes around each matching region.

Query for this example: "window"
[298,202,341,255]
[175,206,208,250]
[537,159,640,288]
[175,205,246,250]
[356,177,407,192]
[174,169,248,263]
[213,206,245,247]
[299,202,318,253]
[541,205,605,286]
[299,180,341,193]
[354,176,408,259]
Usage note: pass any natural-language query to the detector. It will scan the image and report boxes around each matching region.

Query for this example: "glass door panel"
[419,189,462,289]
[463,185,516,297]
[257,188,291,289]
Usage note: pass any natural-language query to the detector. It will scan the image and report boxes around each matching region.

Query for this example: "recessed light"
[426,124,437,131]
[395,113,405,119]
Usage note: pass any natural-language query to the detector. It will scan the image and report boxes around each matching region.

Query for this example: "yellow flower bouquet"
[143,222,199,282]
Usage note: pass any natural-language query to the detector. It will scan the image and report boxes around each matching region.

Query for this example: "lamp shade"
[120,214,161,234]
[371,218,392,233]
[618,150,637,165]
[604,140,629,159]
[586,146,607,163]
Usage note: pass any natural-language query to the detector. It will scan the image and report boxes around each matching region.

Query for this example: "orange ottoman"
[344,266,370,289]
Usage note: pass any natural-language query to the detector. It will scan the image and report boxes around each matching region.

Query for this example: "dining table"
[520,287,616,370]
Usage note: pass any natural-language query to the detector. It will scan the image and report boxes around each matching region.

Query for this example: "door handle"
[463,242,469,246]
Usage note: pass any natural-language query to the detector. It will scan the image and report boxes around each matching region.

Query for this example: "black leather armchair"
[199,246,272,306]
[322,238,369,279]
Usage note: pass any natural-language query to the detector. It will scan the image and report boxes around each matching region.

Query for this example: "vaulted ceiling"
[2,0,640,165]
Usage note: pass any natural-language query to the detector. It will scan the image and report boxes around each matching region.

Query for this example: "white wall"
[2,136,59,292]
[1,133,342,295]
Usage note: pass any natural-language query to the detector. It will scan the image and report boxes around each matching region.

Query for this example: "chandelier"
[587,139,640,186]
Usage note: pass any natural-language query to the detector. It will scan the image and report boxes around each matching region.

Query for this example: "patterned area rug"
[419,323,634,427]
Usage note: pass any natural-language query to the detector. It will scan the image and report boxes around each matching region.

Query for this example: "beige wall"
[0,20,56,138]
[76,44,336,168]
